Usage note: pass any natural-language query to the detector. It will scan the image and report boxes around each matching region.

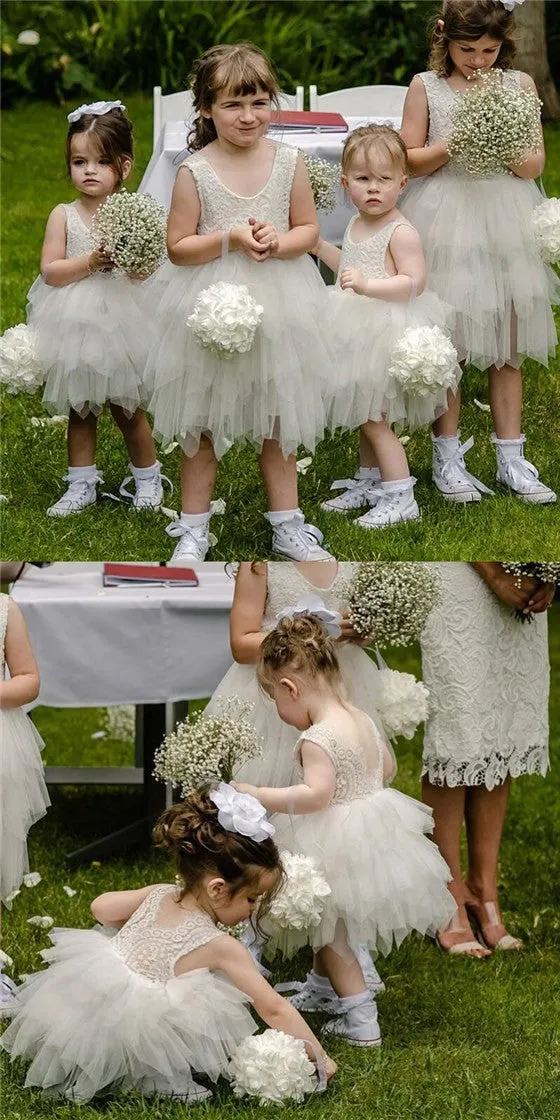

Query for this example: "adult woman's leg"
[464,779,522,949]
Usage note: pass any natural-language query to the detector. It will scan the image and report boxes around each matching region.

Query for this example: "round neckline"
[290,561,340,592]
[197,140,280,200]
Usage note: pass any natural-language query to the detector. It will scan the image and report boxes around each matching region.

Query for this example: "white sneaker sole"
[496,480,557,505]
[354,507,420,529]
[432,481,482,504]
[320,498,368,514]
[272,545,331,561]
[46,500,97,517]
[322,1026,382,1048]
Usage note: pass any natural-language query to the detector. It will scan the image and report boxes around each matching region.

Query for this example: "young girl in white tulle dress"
[1,788,336,1101]
[234,615,456,1047]
[145,44,333,563]
[316,126,461,528]
[399,0,558,504]
[30,102,165,517]
[0,594,50,915]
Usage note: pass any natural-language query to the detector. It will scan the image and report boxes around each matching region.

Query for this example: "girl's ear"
[341,173,349,191]
[207,877,227,900]
[399,174,408,192]
[279,676,298,700]
[121,158,133,183]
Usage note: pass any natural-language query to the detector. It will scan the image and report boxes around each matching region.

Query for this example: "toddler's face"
[448,34,503,79]
[342,152,406,218]
[205,85,271,148]
[69,133,124,197]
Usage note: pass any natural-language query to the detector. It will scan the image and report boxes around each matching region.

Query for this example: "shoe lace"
[119,470,173,502]
[437,437,494,495]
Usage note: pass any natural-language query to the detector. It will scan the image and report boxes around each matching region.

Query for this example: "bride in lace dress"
[420,562,552,957]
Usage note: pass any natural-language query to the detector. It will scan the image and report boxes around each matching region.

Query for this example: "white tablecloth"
[11,563,235,707]
[139,115,401,244]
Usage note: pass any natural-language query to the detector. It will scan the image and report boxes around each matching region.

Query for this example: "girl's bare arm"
[400,76,450,177]
[0,600,40,709]
[229,562,269,664]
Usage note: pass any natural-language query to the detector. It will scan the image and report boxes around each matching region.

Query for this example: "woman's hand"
[249,217,280,255]
[87,249,115,273]
[526,582,556,613]
[490,568,540,611]
[231,781,260,798]
[340,266,368,295]
[230,224,271,262]
[337,612,372,646]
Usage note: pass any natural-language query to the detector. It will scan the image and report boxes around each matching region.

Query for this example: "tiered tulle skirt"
[0,709,50,905]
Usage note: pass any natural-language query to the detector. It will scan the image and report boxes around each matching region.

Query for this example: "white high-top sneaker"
[323,990,382,1048]
[432,433,493,503]
[119,461,172,510]
[492,434,557,504]
[279,971,340,1014]
[166,513,211,562]
[266,511,331,560]
[46,469,103,517]
[321,468,382,513]
[354,477,420,528]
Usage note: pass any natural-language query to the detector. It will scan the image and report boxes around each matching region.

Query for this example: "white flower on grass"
[90,191,167,276]
[17,30,40,45]
[376,669,430,740]
[296,456,313,475]
[448,68,542,177]
[530,197,560,264]
[229,1030,317,1104]
[102,705,135,743]
[388,326,458,396]
[27,916,54,930]
[187,282,264,358]
[0,324,44,395]
[153,697,264,797]
[23,872,42,888]
[63,886,77,898]
[344,563,442,648]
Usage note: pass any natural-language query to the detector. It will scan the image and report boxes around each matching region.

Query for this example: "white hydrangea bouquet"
[447,68,542,177]
[90,190,167,276]
[0,323,44,395]
[375,656,430,741]
[388,325,458,396]
[153,697,263,796]
[344,562,442,648]
[530,197,560,264]
[300,152,339,212]
[229,1030,320,1104]
[502,562,560,623]
[260,852,331,957]
[187,281,264,358]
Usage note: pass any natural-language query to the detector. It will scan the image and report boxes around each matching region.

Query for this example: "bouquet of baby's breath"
[344,562,441,648]
[502,562,560,623]
[448,69,542,177]
[301,152,339,212]
[153,697,263,797]
[102,705,135,743]
[90,190,167,276]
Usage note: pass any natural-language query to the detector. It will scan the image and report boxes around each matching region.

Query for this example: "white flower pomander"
[388,326,458,396]
[229,1030,318,1105]
[187,282,264,358]
[376,669,430,741]
[210,783,275,843]
[530,197,560,264]
[0,324,44,395]
[269,852,331,931]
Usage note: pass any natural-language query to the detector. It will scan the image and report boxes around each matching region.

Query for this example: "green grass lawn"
[1,610,559,1120]
[1,98,559,561]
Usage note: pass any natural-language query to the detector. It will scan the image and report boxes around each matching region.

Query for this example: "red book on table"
[103,563,199,587]
[269,110,348,132]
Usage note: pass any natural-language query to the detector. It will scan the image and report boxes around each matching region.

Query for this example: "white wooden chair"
[152,86,304,146]
[308,84,408,118]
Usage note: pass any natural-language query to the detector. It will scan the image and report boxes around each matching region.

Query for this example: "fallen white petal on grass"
[161,506,179,519]
[91,730,107,740]
[5,888,21,903]
[27,916,54,929]
[0,950,13,968]
[63,886,77,898]
[399,435,410,446]
[296,456,313,474]
[30,415,67,429]
[474,398,491,412]
[23,872,42,888]
[0,495,8,503]
[210,498,226,515]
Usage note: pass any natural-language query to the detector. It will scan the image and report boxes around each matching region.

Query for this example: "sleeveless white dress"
[400,71,559,371]
[27,201,152,417]
[420,563,550,789]
[0,594,50,907]
[273,711,456,957]
[205,562,393,788]
[1,884,256,1101]
[145,141,331,458]
[325,214,460,433]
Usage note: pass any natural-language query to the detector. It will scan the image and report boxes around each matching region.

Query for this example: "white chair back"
[153,85,304,146]
[309,84,408,118]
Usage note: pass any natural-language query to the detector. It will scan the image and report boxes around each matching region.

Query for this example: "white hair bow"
[210,783,275,842]
[492,0,525,10]
[276,593,343,639]
[67,100,126,123]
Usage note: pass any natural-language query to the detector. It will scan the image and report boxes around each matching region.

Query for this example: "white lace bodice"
[112,885,222,984]
[63,203,93,258]
[337,217,411,282]
[182,141,297,235]
[262,562,357,630]
[295,716,385,804]
[0,593,9,677]
[419,69,522,176]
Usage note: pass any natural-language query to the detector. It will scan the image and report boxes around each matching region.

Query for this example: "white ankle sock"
[357,466,380,480]
[265,507,301,526]
[130,461,160,479]
[432,433,460,455]
[309,970,334,990]
[380,476,415,493]
[180,510,210,526]
[67,464,98,481]
[492,434,524,460]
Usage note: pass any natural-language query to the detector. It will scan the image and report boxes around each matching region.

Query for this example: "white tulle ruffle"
[0,709,50,906]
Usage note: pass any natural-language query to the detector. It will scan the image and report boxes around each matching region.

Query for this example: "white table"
[11,563,236,865]
[139,115,401,244]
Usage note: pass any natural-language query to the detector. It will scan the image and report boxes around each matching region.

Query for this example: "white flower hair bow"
[210,783,275,842]
[492,0,525,10]
[276,593,343,639]
[67,100,126,123]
